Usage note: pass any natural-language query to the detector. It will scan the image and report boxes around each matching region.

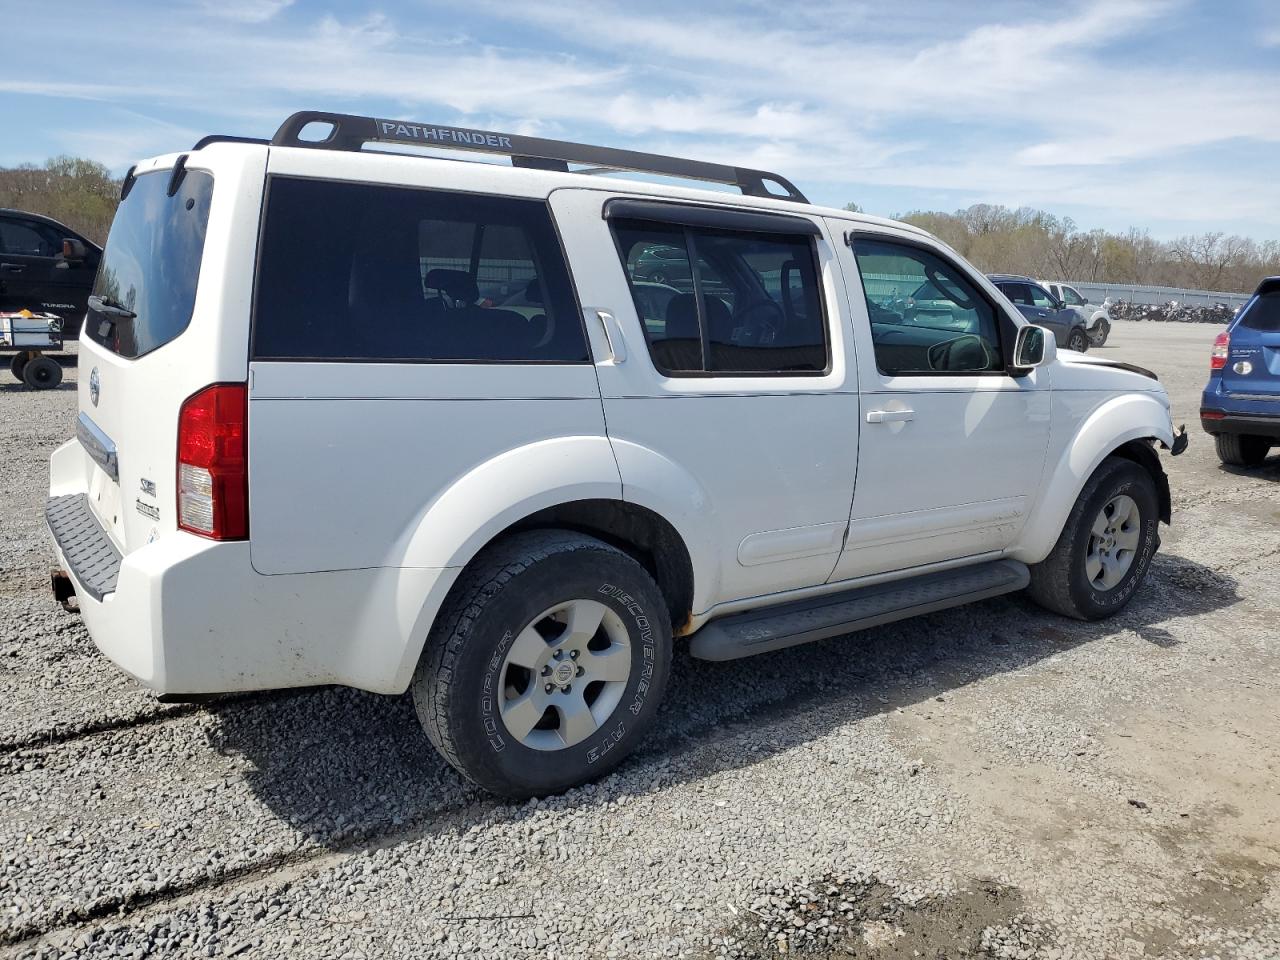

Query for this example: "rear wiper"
[88,294,137,319]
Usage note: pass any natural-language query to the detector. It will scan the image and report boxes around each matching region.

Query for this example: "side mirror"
[1080,296,1090,305]
[61,239,87,262]
[1010,324,1056,375]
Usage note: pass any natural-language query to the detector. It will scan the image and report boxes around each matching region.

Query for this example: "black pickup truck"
[0,209,101,339]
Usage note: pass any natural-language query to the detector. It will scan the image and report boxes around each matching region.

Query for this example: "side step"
[688,559,1030,662]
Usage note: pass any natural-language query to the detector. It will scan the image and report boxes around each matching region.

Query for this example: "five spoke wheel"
[498,599,632,750]
[1085,494,1140,591]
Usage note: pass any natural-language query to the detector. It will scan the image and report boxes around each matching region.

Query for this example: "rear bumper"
[47,444,457,696]
[1200,410,1280,439]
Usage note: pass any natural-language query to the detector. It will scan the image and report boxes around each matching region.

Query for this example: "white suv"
[1040,280,1113,346]
[47,111,1187,797]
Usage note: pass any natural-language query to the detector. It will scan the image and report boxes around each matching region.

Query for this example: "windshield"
[85,169,213,358]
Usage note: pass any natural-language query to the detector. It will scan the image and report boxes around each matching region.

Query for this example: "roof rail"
[269,111,809,203]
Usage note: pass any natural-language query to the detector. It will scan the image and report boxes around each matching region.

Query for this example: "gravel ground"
[1,326,1277,959]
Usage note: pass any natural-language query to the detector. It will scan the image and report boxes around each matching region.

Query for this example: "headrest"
[524,277,543,305]
[425,269,479,305]
[665,293,732,340]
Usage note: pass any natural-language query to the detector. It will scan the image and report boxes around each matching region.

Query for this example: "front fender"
[1013,392,1174,564]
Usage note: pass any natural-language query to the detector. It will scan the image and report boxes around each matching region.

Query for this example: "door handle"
[595,310,626,364]
[1035,309,1048,317]
[866,408,914,424]
[0,263,25,273]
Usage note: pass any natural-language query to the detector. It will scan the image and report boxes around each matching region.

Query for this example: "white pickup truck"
[47,112,1186,797]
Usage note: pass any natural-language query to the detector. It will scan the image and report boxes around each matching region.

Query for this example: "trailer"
[1,310,65,389]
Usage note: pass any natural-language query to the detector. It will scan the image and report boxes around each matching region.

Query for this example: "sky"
[2,0,1278,241]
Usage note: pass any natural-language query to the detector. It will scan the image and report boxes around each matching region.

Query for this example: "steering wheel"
[733,299,784,345]
[927,334,994,372]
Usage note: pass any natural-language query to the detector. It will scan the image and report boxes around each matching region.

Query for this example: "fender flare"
[392,435,623,570]
[1012,393,1174,565]
[608,438,722,615]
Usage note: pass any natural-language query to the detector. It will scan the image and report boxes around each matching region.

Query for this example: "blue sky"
[2,0,1278,240]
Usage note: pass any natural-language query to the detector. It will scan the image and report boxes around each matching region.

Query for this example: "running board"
[688,559,1030,662]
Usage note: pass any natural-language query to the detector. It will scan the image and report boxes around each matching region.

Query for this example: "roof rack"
[267,111,809,203]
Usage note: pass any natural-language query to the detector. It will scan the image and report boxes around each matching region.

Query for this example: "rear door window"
[83,170,214,358]
[252,178,587,363]
[611,220,828,375]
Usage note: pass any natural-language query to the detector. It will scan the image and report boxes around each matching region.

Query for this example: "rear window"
[252,178,587,363]
[85,169,213,358]
[1238,291,1280,332]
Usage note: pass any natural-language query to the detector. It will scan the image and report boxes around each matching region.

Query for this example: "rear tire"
[1067,328,1090,352]
[1028,458,1159,621]
[9,351,31,381]
[413,530,672,798]
[22,355,62,390]
[1215,433,1271,467]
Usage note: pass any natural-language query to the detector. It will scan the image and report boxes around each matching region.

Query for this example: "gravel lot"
[2,325,1277,960]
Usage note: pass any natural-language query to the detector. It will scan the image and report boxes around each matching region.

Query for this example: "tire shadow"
[205,551,1241,851]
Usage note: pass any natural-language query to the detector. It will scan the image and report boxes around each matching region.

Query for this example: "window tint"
[1029,284,1055,308]
[84,170,213,359]
[1238,291,1280,332]
[852,239,1003,375]
[999,282,1033,306]
[0,218,61,257]
[253,178,587,362]
[1060,285,1084,306]
[612,221,828,375]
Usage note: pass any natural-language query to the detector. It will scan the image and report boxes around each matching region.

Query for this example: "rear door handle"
[866,408,914,424]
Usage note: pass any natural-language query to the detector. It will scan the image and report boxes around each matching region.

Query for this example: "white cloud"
[195,0,294,23]
[5,0,1279,236]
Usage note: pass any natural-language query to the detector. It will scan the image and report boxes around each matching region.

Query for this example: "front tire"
[1028,458,1160,620]
[1088,320,1110,347]
[1067,327,1090,352]
[1215,433,1271,467]
[413,530,673,798]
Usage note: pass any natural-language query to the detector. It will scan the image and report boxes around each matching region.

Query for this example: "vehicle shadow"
[0,382,77,393]
[1217,456,1280,482]
[205,551,1241,851]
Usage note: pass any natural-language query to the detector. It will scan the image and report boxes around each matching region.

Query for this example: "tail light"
[177,383,248,540]
[1210,331,1230,370]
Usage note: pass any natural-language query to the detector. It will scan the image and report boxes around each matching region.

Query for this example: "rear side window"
[252,178,587,362]
[1238,290,1280,332]
[852,238,1003,375]
[611,220,828,376]
[84,170,214,359]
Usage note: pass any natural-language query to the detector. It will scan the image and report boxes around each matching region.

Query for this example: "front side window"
[1029,284,1056,309]
[612,220,828,376]
[999,282,1033,306]
[1060,285,1084,306]
[85,169,214,358]
[0,218,61,257]
[253,178,587,362]
[852,238,1003,375]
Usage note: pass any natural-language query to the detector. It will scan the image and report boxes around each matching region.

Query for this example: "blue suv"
[1201,276,1280,466]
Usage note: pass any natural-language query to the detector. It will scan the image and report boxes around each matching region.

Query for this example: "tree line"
[0,157,120,246]
[2,157,1275,295]
[887,203,1279,295]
